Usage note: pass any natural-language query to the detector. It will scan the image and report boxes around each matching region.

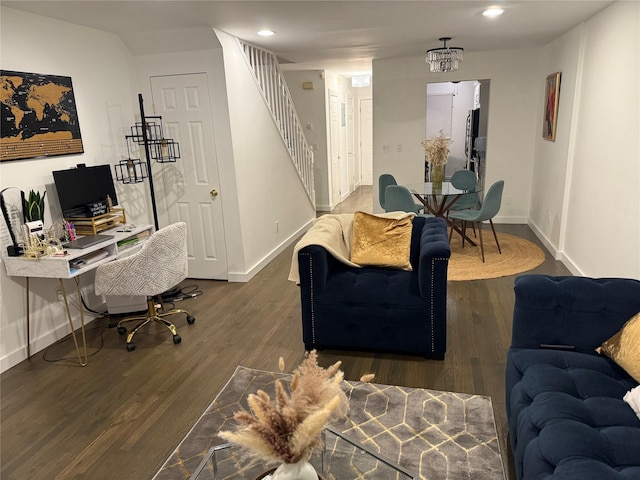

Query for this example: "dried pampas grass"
[421,130,451,167]
[219,351,350,464]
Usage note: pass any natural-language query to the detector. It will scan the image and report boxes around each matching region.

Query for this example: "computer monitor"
[52,164,118,217]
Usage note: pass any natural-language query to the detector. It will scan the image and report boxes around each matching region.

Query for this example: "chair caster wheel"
[126,343,136,352]
[117,326,127,336]
[173,334,181,344]
[187,315,195,325]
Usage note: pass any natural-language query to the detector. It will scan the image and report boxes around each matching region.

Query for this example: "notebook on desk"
[65,234,114,249]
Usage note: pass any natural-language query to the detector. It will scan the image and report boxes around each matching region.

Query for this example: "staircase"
[238,39,315,205]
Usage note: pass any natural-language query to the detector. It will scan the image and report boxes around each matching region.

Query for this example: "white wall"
[214,30,316,278]
[0,6,142,371]
[372,48,542,220]
[530,1,639,278]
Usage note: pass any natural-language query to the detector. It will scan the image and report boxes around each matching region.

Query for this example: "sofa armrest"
[417,217,451,300]
[298,245,332,291]
[511,274,640,352]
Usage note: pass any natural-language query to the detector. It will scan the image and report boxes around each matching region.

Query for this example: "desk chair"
[94,222,195,351]
[448,180,504,262]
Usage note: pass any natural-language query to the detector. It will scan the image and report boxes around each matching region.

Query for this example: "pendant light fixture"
[426,37,464,73]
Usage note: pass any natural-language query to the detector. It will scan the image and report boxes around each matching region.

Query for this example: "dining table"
[405,181,482,246]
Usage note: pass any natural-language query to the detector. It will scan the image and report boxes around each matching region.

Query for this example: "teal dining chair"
[378,174,397,209]
[449,170,479,213]
[448,180,504,262]
[385,185,431,216]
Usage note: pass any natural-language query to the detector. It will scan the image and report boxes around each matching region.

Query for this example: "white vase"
[270,460,318,480]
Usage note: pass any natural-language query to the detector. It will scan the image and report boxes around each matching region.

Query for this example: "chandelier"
[426,37,464,73]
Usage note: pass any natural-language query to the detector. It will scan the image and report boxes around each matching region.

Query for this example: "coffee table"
[153,366,505,480]
[190,426,416,479]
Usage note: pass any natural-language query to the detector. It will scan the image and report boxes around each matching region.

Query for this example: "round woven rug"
[448,230,545,281]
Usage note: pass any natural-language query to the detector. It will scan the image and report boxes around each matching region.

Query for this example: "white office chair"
[94,222,195,351]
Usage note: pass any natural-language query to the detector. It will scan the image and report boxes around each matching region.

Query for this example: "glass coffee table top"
[190,427,417,480]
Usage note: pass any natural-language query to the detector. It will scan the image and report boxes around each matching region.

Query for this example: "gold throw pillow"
[351,211,413,271]
[597,312,640,383]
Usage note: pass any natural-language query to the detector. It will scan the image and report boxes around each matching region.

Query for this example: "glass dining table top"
[404,181,482,197]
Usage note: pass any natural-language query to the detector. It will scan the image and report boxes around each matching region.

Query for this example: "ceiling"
[3,1,613,74]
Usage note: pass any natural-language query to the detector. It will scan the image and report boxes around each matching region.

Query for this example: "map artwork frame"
[1,70,84,162]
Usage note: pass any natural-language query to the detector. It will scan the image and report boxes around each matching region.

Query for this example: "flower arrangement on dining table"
[219,351,375,470]
[421,130,451,167]
[421,130,451,187]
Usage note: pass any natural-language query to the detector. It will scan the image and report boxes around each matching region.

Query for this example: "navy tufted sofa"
[506,274,640,480]
[297,216,450,358]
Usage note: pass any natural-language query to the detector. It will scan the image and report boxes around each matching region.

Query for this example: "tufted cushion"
[311,266,429,355]
[507,348,640,480]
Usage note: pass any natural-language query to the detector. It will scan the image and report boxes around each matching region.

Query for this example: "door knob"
[210,189,218,197]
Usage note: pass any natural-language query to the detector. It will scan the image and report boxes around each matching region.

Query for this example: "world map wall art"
[0,70,84,161]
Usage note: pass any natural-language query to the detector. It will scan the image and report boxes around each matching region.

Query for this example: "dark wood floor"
[0,186,570,480]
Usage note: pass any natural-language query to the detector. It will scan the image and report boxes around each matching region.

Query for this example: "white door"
[359,98,373,185]
[150,73,228,280]
[329,91,341,205]
[347,96,356,191]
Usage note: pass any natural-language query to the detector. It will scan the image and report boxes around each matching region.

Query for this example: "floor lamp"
[115,94,180,231]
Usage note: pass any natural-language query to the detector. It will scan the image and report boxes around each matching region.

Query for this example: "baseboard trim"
[528,220,582,276]
[0,314,101,373]
[527,220,558,258]
[494,215,528,224]
[227,218,314,282]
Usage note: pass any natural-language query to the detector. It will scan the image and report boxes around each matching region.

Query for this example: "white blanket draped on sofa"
[288,212,413,284]
[624,385,640,420]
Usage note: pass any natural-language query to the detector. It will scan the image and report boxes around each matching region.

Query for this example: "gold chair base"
[116,298,194,351]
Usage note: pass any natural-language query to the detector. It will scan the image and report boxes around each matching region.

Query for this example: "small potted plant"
[23,189,46,223]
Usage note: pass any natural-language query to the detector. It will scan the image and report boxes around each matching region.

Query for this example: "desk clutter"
[3,224,154,279]
[69,248,110,268]
[65,207,126,236]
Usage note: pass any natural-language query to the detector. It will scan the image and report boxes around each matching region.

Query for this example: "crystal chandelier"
[426,37,464,73]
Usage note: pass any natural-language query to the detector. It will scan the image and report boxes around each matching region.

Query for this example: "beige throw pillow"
[351,211,413,271]
[597,312,640,383]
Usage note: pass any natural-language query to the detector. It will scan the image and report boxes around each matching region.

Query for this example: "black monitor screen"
[52,164,118,217]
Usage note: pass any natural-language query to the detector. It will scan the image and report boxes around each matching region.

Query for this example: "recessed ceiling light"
[482,7,504,18]
[257,30,275,37]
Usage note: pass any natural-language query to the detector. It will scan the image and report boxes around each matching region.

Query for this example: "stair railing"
[238,39,315,205]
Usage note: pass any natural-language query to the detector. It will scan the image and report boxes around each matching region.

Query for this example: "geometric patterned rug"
[153,366,505,480]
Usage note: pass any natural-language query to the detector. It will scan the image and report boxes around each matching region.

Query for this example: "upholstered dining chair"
[385,185,431,216]
[378,173,398,209]
[448,180,504,262]
[94,222,195,351]
[448,169,480,236]
[449,169,479,213]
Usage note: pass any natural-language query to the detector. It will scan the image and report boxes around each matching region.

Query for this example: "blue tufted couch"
[506,274,640,480]
[297,216,450,358]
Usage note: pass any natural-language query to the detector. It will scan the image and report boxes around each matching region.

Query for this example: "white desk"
[4,224,154,366]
